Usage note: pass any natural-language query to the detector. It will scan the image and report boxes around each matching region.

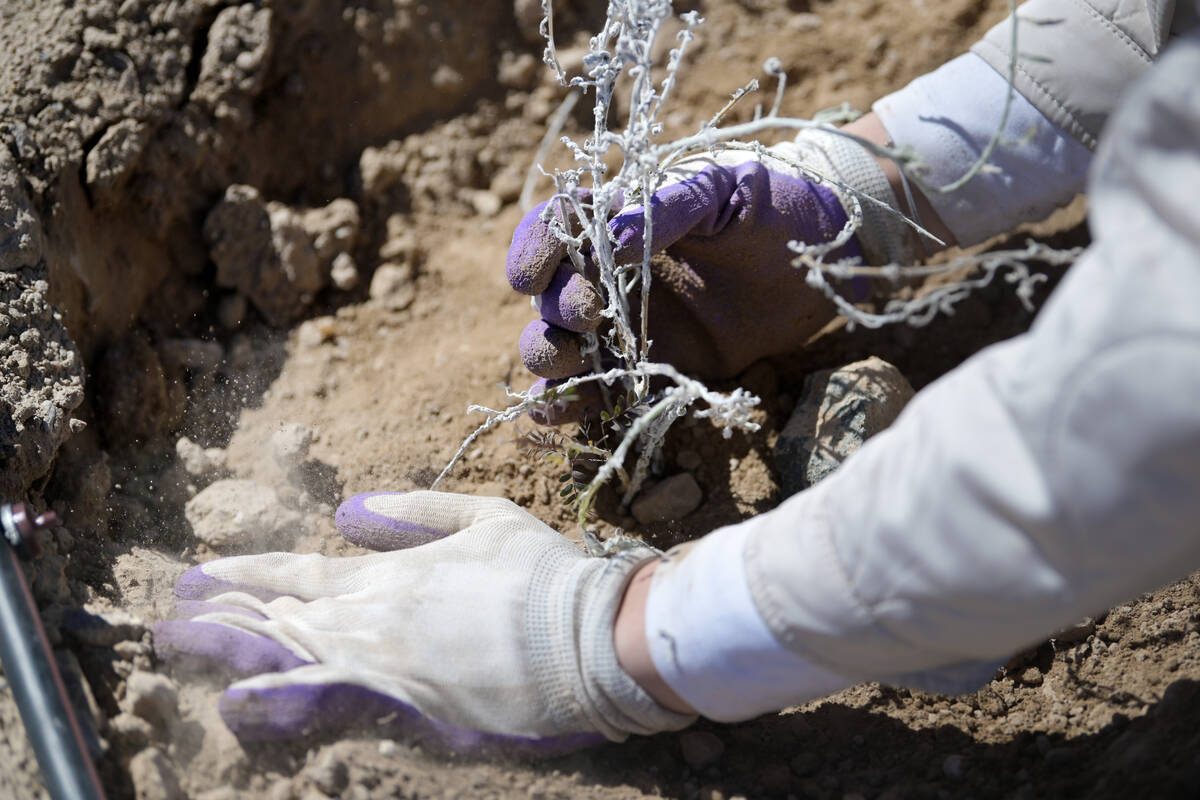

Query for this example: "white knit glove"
[155,492,696,754]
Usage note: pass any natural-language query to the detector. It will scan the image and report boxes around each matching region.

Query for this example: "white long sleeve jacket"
[644,4,1200,721]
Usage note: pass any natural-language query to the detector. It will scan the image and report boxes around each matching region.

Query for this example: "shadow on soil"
[554,677,1200,799]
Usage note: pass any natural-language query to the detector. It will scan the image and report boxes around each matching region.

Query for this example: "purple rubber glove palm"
[509,143,868,388]
[154,492,694,755]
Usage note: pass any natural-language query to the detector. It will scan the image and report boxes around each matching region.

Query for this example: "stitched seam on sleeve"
[971,38,1096,149]
[1068,0,1154,64]
[745,505,878,676]
[1010,59,1098,149]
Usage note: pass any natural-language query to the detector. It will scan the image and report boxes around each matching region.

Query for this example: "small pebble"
[631,473,703,524]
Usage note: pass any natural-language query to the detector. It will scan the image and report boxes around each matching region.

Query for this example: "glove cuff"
[526,546,696,742]
[578,549,699,739]
[790,127,914,266]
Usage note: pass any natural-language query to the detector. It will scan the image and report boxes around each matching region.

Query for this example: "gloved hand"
[154,492,695,755]
[509,130,909,388]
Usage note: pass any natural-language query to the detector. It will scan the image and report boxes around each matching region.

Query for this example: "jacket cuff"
[873,52,1092,246]
[644,523,851,722]
[789,128,913,266]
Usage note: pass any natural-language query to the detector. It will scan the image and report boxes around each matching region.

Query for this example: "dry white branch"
[438,0,1076,535]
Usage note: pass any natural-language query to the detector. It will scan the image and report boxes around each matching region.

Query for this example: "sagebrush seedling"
[435,0,1073,541]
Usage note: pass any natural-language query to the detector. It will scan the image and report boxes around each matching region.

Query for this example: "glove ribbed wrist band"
[526,546,698,741]
[791,127,914,266]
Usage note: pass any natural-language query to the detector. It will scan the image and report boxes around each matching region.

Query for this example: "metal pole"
[0,503,105,800]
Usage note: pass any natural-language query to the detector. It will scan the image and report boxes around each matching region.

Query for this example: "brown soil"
[2,1,1199,798]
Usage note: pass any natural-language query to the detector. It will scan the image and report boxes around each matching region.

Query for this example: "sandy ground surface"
[2,1,1199,798]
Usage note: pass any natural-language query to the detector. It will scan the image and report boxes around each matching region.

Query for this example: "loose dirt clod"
[632,473,704,524]
[0,270,84,496]
[125,670,181,732]
[185,479,306,552]
[129,747,182,800]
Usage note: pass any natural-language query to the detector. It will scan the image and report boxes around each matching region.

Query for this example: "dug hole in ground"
[1,1,1197,798]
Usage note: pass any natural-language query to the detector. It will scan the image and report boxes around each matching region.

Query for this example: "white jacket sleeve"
[644,29,1200,721]
[972,0,1190,149]
[871,1,1195,246]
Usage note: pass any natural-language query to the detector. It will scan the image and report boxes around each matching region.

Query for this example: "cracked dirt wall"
[0,0,507,495]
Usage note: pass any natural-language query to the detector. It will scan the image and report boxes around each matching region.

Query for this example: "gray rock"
[679,730,725,771]
[192,4,273,127]
[631,473,703,524]
[185,479,306,551]
[775,356,914,497]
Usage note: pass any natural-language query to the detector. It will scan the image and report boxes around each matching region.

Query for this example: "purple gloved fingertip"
[536,268,602,333]
[220,681,606,758]
[518,319,587,380]
[174,564,288,603]
[154,620,310,678]
[335,493,446,551]
[172,599,266,621]
[507,200,566,295]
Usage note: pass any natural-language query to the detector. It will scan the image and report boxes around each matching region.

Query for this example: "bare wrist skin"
[613,560,697,715]
[841,111,957,257]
